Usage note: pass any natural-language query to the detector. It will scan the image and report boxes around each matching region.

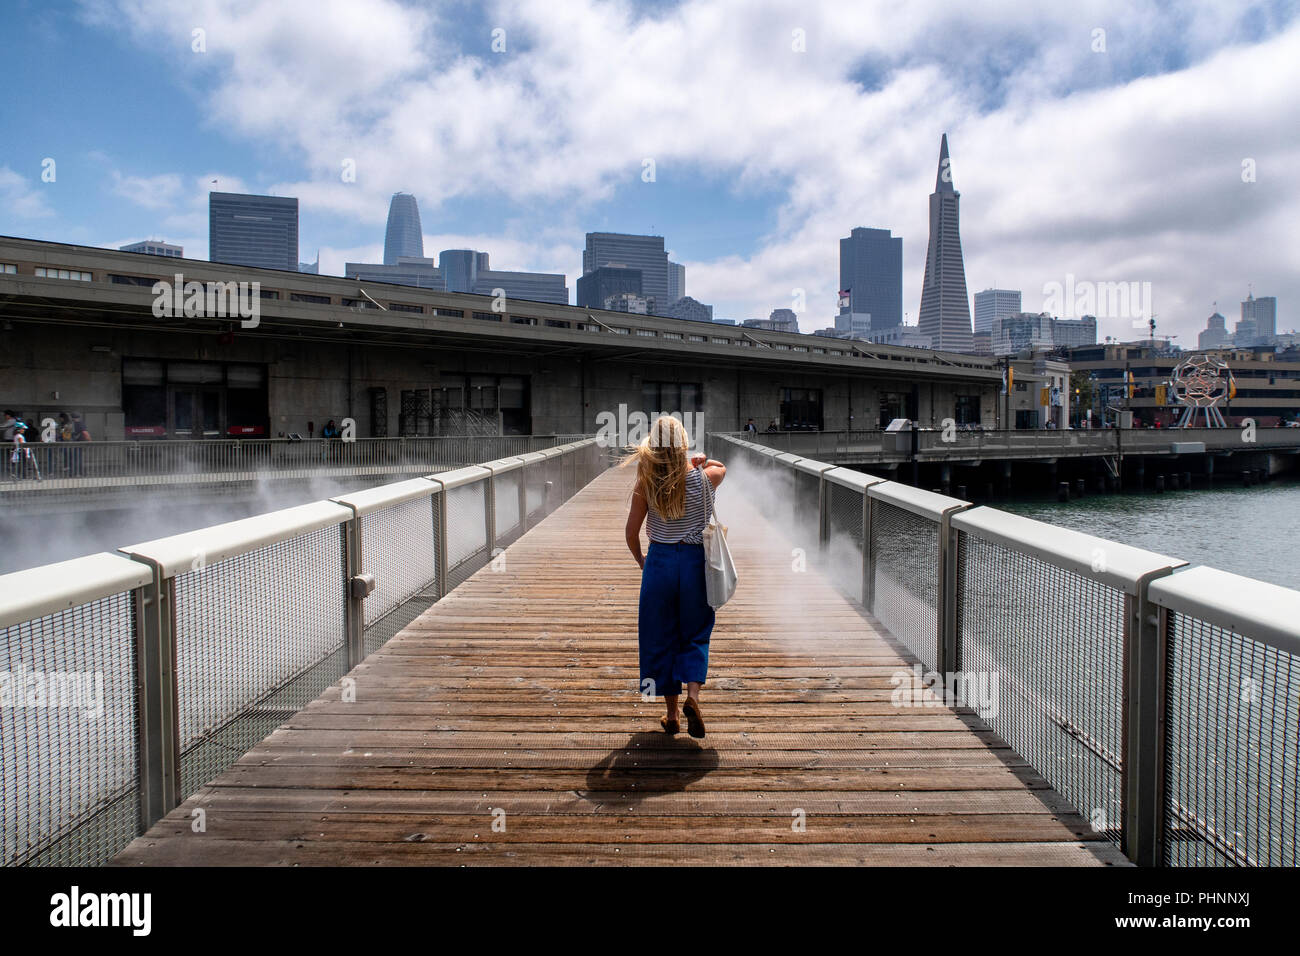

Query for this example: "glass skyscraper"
[440,249,491,293]
[384,193,424,265]
[838,227,902,330]
[583,233,670,309]
[208,192,298,271]
[577,265,643,309]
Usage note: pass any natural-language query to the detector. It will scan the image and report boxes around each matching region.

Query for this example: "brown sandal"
[660,715,680,735]
[683,697,706,738]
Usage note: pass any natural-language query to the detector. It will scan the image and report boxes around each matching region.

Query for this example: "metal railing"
[1,434,589,488]
[0,438,604,867]
[707,432,1300,867]
[729,426,1300,462]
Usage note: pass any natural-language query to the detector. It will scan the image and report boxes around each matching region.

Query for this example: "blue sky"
[2,0,1298,341]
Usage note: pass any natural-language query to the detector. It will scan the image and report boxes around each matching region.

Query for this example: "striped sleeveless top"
[645,466,714,544]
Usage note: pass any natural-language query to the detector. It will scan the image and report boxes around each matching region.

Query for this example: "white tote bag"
[699,467,737,608]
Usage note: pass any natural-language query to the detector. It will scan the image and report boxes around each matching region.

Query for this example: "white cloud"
[0,166,55,220]
[88,0,1300,339]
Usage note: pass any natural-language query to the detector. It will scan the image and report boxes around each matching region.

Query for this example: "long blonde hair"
[620,415,691,520]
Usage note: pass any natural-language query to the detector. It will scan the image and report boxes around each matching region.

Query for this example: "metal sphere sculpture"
[1169,354,1232,427]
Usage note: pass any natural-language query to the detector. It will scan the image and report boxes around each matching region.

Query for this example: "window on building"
[401,374,531,436]
[878,390,910,429]
[341,297,379,309]
[472,311,501,321]
[369,387,388,437]
[388,303,423,313]
[1,263,17,274]
[122,357,267,438]
[688,334,705,343]
[290,292,331,304]
[545,319,571,329]
[109,274,159,286]
[636,328,656,337]
[259,289,279,299]
[435,308,464,317]
[511,315,538,325]
[641,381,702,416]
[780,388,823,430]
[954,394,981,425]
[35,267,91,280]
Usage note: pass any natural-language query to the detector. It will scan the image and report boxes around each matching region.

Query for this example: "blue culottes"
[638,541,715,697]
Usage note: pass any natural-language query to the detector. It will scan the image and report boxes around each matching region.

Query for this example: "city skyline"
[1,1,1297,343]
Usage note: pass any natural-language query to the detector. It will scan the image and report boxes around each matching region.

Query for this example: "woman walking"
[623,416,726,738]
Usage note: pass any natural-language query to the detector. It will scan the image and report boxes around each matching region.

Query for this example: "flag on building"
[838,289,851,309]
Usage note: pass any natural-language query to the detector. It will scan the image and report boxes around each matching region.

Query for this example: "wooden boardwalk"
[114,467,1127,866]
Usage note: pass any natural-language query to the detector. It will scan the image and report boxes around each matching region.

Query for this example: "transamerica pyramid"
[917,134,973,352]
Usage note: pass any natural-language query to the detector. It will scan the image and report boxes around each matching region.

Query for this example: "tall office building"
[120,240,183,258]
[1242,292,1277,340]
[346,257,441,288]
[973,288,1021,334]
[576,265,642,309]
[916,135,973,352]
[768,308,799,333]
[838,227,902,330]
[209,192,298,271]
[346,248,567,303]
[662,296,713,323]
[1199,311,1230,349]
[384,193,424,265]
[1051,315,1097,348]
[991,312,1052,356]
[583,233,670,309]
[440,249,492,293]
[666,261,686,304]
[469,265,568,304]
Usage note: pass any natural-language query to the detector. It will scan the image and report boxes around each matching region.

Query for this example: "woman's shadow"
[580,731,720,805]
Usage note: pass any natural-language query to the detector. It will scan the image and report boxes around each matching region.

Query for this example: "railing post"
[937,516,960,676]
[133,571,179,832]
[433,482,450,599]
[485,473,497,557]
[862,495,875,613]
[342,516,365,669]
[817,475,829,553]
[1122,577,1171,866]
[518,463,529,533]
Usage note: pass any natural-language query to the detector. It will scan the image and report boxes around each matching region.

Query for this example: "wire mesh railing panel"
[361,496,438,631]
[445,480,490,589]
[543,457,562,514]
[565,452,578,501]
[171,525,348,798]
[1164,616,1299,866]
[791,470,822,556]
[869,501,940,670]
[957,532,1125,844]
[826,481,865,603]
[1,594,140,867]
[524,463,547,522]
[493,472,522,546]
